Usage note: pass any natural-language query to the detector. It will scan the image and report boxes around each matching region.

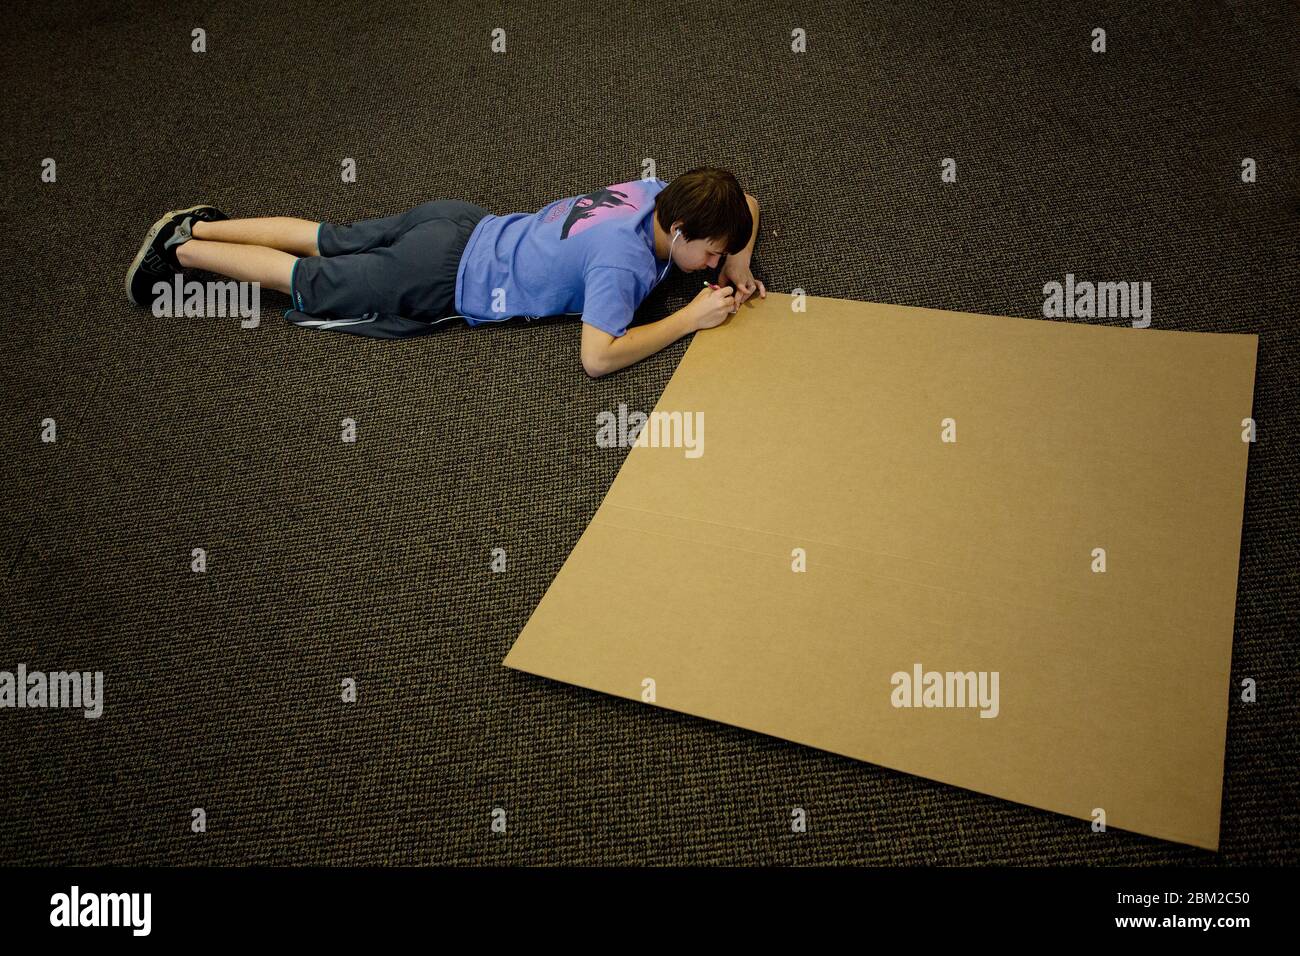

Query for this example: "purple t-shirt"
[454,178,671,338]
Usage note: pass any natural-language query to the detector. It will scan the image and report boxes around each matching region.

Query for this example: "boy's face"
[671,221,729,272]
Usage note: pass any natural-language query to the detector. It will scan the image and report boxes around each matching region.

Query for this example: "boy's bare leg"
[175,240,296,295]
[191,217,320,256]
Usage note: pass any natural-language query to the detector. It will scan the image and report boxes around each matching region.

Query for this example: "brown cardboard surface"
[504,294,1257,850]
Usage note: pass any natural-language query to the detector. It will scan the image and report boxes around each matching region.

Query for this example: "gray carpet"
[1,0,1296,865]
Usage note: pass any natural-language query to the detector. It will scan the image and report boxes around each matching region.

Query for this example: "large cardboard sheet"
[505,294,1257,850]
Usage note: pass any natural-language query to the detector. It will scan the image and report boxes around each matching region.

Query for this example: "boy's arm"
[735,193,760,262]
[581,311,696,379]
[720,193,765,304]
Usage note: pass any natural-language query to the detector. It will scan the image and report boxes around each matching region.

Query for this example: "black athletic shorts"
[283,199,490,339]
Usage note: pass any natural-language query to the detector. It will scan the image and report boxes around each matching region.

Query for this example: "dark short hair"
[655,167,753,256]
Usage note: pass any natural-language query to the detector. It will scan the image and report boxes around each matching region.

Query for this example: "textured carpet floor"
[0,0,1295,865]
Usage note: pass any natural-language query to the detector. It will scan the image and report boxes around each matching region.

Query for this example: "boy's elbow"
[580,322,617,378]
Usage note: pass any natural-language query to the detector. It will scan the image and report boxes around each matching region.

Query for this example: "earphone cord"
[657,229,679,284]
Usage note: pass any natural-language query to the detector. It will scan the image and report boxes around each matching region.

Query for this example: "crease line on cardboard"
[589,516,1209,630]
[596,503,1191,617]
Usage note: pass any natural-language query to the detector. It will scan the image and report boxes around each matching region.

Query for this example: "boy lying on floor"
[125,166,766,378]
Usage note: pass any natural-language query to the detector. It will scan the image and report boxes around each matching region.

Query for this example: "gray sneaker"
[125,204,229,306]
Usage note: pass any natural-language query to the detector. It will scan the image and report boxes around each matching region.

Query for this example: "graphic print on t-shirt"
[454,177,667,334]
[556,184,642,239]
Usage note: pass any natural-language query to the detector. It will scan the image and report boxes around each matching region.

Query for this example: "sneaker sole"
[124,203,219,306]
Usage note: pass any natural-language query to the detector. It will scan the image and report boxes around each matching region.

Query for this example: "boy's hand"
[687,284,737,331]
[720,256,767,305]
